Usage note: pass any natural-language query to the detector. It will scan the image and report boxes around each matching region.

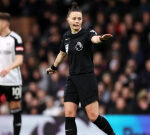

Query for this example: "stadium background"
[0,0,150,134]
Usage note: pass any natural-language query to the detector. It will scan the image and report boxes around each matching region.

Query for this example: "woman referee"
[47,2,116,135]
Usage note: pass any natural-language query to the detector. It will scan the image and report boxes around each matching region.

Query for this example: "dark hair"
[67,2,82,17]
[0,12,11,22]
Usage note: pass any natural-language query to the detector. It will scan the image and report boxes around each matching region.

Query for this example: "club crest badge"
[75,42,83,51]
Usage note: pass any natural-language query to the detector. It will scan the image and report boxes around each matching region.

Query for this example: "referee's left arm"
[91,34,113,44]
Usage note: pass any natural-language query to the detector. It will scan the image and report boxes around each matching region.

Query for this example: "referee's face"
[67,11,83,33]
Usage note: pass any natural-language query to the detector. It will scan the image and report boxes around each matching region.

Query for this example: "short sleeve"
[60,35,66,53]
[88,29,97,40]
[10,32,24,55]
[15,37,24,55]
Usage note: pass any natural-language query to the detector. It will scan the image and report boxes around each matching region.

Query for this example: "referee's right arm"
[47,51,67,74]
[54,51,67,67]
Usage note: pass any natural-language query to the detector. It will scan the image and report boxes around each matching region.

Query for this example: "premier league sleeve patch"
[65,44,69,54]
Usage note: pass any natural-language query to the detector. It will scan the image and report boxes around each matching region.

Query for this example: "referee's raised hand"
[100,34,113,41]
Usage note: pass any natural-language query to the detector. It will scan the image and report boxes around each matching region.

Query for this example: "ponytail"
[67,2,82,17]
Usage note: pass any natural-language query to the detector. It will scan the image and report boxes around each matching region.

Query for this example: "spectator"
[109,97,130,114]
[42,96,64,116]
[134,89,150,114]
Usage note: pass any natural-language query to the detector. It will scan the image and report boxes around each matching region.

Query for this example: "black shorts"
[64,73,98,107]
[0,85,22,102]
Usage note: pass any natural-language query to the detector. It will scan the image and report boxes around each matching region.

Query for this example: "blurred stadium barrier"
[0,115,150,135]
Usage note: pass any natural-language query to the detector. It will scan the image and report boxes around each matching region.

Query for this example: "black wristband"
[51,64,58,71]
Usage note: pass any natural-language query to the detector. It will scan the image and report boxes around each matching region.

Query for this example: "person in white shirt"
[0,12,24,135]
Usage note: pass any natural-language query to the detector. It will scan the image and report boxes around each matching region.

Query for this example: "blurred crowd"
[0,0,150,116]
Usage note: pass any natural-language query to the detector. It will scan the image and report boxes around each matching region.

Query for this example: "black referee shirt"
[60,28,97,75]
